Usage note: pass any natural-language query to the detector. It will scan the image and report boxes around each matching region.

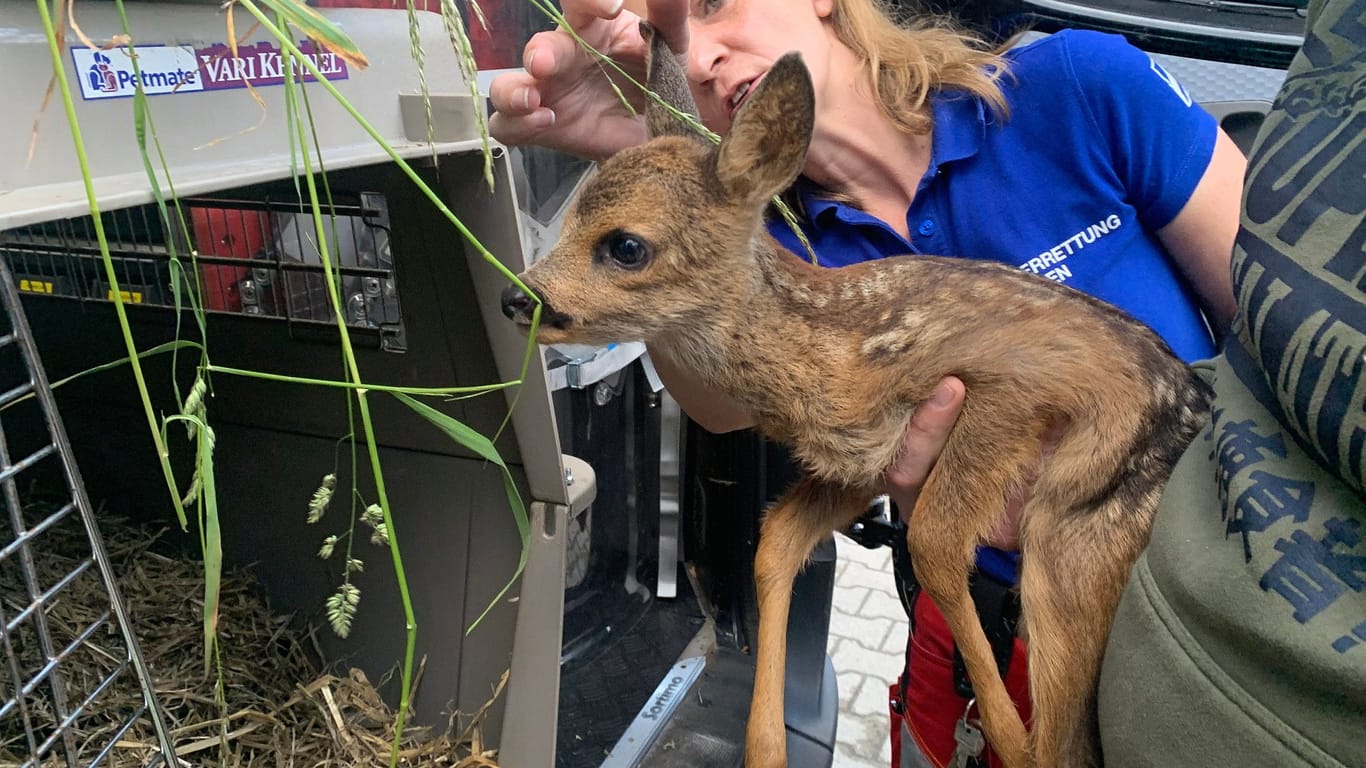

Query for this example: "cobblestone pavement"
[828,533,908,768]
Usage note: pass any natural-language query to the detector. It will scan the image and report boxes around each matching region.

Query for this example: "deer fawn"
[501,25,1211,768]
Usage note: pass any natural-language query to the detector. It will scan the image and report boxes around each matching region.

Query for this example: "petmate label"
[71,40,349,101]
[72,45,203,100]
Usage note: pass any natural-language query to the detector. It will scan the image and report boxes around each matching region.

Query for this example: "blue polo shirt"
[767,30,1221,583]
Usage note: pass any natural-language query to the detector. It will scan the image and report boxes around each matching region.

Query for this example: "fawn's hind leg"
[905,422,1044,768]
[1017,491,1154,768]
[747,479,869,768]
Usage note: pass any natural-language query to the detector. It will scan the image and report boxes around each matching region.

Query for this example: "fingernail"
[519,87,531,111]
[930,383,955,407]
[545,109,556,126]
[525,48,538,72]
[606,0,625,15]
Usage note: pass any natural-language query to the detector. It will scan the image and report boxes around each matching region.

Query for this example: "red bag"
[890,592,1032,768]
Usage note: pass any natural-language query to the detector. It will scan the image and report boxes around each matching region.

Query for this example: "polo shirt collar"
[795,92,988,226]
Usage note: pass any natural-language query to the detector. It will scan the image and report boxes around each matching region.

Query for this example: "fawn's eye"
[597,231,653,270]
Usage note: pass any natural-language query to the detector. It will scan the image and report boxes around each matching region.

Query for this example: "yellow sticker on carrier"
[18,279,54,294]
[106,290,144,304]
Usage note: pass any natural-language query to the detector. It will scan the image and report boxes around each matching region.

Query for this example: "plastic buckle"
[843,496,901,550]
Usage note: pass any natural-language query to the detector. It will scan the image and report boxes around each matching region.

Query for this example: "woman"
[490,0,1243,764]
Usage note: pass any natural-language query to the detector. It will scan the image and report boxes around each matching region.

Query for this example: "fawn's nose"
[500,284,534,320]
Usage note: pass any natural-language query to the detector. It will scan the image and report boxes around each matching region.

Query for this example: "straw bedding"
[0,508,502,767]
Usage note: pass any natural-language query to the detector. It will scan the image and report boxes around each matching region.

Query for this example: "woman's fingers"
[487,108,557,148]
[884,376,1037,552]
[489,0,653,154]
[561,0,631,30]
[488,70,557,147]
[645,0,690,54]
[885,378,965,504]
[488,26,606,149]
[488,69,540,116]
[520,27,595,81]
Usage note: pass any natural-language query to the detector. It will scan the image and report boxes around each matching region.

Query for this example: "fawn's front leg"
[747,479,869,768]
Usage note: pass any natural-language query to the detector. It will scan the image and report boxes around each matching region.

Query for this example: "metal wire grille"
[0,192,405,352]
[0,257,175,767]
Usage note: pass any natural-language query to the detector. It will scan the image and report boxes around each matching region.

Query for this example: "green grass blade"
[35,0,188,531]
[199,426,221,677]
[115,0,209,338]
[406,1,435,157]
[437,0,494,188]
[0,340,203,414]
[273,31,415,764]
[166,413,221,675]
[390,392,528,634]
[238,0,546,461]
[207,364,517,396]
[235,0,531,293]
[248,0,369,69]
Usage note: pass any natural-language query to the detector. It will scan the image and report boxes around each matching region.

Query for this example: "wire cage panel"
[0,192,406,353]
[0,257,175,768]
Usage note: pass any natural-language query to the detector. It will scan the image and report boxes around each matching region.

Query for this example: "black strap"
[951,572,1021,698]
[845,500,1020,701]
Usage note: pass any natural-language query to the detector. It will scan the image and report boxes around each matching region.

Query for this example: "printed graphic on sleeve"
[1232,5,1365,496]
[1209,402,1366,656]
[1148,58,1193,107]
[1213,413,1314,561]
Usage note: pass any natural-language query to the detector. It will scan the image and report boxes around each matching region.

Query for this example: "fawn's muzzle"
[500,284,534,322]
[501,283,574,330]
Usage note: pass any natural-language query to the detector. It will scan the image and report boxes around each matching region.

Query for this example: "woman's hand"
[885,377,1024,551]
[488,0,691,161]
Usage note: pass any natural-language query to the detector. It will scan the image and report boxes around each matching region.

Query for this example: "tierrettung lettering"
[1018,213,1123,282]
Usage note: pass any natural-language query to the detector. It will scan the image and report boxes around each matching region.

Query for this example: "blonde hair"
[830,0,1014,134]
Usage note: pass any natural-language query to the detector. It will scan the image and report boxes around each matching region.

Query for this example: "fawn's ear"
[641,21,701,139]
[714,53,814,206]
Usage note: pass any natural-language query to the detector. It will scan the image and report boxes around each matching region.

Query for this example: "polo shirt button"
[917,219,935,236]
